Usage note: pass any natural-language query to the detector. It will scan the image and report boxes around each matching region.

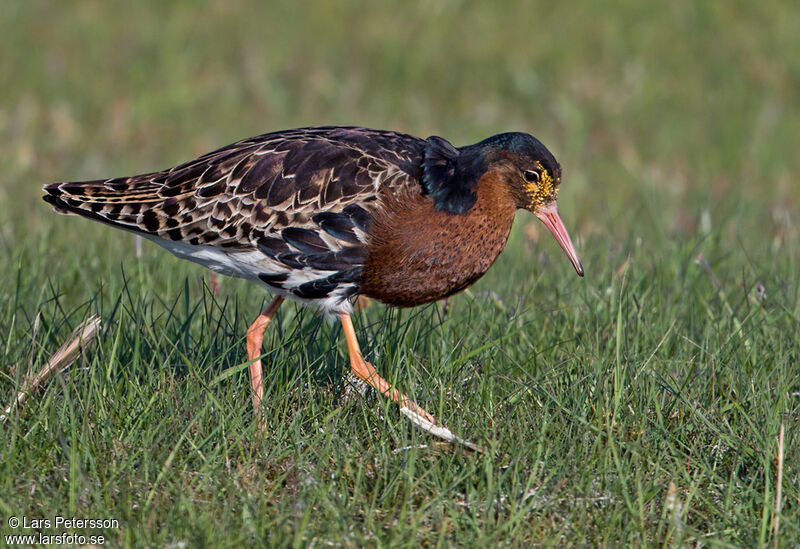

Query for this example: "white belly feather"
[143,235,356,315]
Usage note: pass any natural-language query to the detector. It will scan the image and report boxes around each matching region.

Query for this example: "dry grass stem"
[1,315,101,423]
[773,423,784,548]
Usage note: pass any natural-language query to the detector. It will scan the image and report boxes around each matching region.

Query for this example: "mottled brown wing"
[43,127,426,253]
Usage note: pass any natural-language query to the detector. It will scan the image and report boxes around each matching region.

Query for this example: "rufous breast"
[360,173,516,307]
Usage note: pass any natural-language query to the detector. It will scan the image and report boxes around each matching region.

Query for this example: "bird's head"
[422,131,584,276]
[478,132,583,276]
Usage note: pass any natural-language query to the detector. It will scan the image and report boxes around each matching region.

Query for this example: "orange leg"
[340,313,477,449]
[246,296,284,417]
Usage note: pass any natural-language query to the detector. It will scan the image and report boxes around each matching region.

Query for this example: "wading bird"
[43,126,583,447]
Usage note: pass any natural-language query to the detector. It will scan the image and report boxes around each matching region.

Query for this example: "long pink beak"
[535,204,584,276]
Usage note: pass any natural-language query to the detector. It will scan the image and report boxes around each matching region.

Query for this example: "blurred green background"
[4,0,798,238]
[1,0,798,545]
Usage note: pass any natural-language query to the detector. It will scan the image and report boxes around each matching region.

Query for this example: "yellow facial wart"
[525,161,557,209]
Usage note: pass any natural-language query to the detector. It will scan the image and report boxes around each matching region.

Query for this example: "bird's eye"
[523,170,540,183]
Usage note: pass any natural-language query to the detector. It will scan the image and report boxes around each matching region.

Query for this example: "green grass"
[2,0,799,546]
